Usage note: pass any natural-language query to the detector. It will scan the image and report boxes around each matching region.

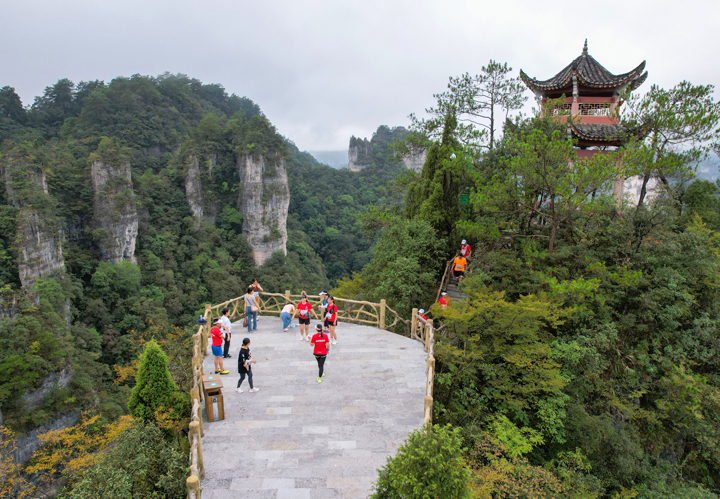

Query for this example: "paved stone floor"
[200,316,427,499]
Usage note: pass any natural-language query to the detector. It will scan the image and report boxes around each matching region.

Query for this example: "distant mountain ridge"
[307,150,348,169]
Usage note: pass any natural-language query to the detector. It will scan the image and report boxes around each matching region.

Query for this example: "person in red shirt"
[461,239,472,259]
[292,294,318,342]
[418,308,428,322]
[310,323,330,383]
[211,319,229,374]
[324,296,339,345]
[438,292,449,310]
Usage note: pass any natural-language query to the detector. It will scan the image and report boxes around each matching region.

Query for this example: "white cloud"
[2,0,718,150]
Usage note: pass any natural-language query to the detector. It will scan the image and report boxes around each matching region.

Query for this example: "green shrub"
[61,420,186,499]
[371,424,471,499]
[127,340,187,424]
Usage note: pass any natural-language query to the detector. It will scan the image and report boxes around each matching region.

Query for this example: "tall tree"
[0,86,26,123]
[408,60,528,152]
[621,81,720,208]
[469,117,619,253]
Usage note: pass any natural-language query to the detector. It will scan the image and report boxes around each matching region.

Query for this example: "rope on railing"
[185,291,433,497]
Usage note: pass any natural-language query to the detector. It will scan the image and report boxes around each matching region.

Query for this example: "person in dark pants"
[236,337,259,393]
[310,323,330,383]
[220,307,232,358]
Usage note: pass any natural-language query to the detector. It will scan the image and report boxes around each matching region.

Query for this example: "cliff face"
[348,137,373,172]
[402,150,427,172]
[91,159,138,264]
[184,153,219,222]
[237,154,289,266]
[3,157,65,288]
[348,125,421,172]
[185,155,205,219]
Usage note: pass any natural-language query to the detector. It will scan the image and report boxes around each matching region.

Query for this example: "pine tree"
[127,341,178,422]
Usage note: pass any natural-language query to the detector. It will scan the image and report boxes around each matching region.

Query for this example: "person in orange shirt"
[453,252,467,282]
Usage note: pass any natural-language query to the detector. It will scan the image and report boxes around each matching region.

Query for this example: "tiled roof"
[571,123,623,142]
[521,40,648,92]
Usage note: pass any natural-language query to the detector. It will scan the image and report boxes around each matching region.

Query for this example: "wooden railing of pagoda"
[185,291,434,497]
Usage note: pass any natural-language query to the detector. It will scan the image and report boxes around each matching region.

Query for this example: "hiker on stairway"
[460,239,472,259]
[418,308,428,324]
[438,292,449,310]
[452,251,467,282]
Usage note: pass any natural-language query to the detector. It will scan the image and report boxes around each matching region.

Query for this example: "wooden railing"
[435,259,454,304]
[410,310,436,425]
[185,291,432,497]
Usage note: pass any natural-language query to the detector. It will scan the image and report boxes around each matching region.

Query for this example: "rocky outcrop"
[348,136,373,172]
[2,157,65,288]
[348,125,422,172]
[185,155,205,219]
[402,150,427,172]
[184,154,220,222]
[237,154,289,266]
[21,369,72,411]
[91,159,138,263]
[14,411,80,466]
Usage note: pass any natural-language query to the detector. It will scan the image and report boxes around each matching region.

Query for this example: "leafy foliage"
[371,424,471,499]
[127,340,188,429]
[60,420,187,499]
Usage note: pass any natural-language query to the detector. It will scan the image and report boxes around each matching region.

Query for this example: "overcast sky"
[3,0,719,151]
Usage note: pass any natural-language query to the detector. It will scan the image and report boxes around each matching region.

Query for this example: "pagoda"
[520,40,648,199]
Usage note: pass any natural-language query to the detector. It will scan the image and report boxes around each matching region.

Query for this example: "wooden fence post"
[186,474,200,498]
[285,290,291,302]
[190,420,204,476]
[203,304,212,354]
[379,299,386,330]
[410,308,418,339]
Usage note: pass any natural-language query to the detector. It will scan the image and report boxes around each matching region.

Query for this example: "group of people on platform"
[203,279,340,394]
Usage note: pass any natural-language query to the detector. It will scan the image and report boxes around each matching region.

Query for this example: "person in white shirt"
[281,302,295,331]
[220,307,233,358]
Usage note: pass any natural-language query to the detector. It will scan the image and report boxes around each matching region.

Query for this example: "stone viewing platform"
[199,316,428,499]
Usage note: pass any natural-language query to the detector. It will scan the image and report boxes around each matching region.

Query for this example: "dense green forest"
[2,60,720,498]
[355,65,720,498]
[0,74,407,497]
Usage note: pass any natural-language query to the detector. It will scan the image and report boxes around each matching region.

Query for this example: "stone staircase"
[445,280,466,302]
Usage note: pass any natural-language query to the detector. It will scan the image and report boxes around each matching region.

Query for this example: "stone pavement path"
[201,316,427,499]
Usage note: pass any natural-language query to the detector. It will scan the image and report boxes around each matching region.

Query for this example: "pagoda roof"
[520,40,648,93]
[572,123,623,142]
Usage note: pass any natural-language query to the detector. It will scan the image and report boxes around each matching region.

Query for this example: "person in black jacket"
[236,338,259,393]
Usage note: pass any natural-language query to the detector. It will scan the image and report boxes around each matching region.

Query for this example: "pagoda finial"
[583,39,588,55]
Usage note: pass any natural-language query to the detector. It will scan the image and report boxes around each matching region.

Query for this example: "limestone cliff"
[185,155,205,218]
[348,125,421,172]
[2,155,65,287]
[402,150,427,172]
[237,154,289,266]
[348,136,373,172]
[184,153,220,222]
[91,159,138,263]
